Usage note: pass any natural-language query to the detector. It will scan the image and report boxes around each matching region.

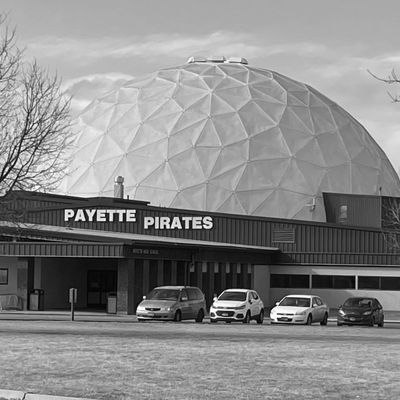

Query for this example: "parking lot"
[1,314,400,400]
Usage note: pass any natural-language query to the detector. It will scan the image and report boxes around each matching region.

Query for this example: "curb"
[0,390,96,400]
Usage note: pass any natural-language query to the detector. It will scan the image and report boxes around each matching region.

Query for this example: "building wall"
[0,256,29,310]
[269,265,400,311]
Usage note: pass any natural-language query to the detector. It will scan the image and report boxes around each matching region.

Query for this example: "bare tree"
[0,14,73,197]
[368,68,400,102]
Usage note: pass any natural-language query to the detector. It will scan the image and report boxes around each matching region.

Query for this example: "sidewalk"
[0,390,96,400]
[1,309,400,323]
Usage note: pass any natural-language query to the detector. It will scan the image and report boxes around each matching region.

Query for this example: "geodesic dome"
[61,57,400,221]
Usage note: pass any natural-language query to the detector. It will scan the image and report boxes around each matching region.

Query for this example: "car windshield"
[218,291,247,301]
[146,289,180,301]
[343,298,372,308]
[279,297,311,307]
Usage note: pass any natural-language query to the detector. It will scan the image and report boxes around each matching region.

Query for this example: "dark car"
[337,297,384,327]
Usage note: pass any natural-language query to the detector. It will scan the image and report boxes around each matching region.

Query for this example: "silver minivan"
[136,286,206,322]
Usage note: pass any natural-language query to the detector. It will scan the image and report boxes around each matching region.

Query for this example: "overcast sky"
[2,0,400,172]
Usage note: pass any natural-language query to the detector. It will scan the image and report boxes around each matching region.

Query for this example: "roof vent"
[187,56,208,63]
[226,57,248,65]
[114,176,124,199]
[207,55,226,63]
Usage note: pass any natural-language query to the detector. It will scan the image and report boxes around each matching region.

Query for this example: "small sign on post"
[69,288,77,321]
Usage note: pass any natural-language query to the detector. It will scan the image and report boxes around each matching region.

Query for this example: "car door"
[311,297,322,321]
[250,291,262,316]
[373,299,383,323]
[179,289,191,320]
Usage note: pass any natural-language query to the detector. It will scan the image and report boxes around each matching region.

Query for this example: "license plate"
[350,317,355,321]
[222,313,229,317]
[147,312,155,317]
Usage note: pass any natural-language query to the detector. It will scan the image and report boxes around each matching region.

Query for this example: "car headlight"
[163,307,171,311]
[363,310,372,315]
[136,306,145,312]
[338,309,345,316]
[295,310,306,316]
[270,308,276,315]
[233,304,246,310]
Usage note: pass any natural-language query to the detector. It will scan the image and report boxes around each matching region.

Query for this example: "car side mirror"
[249,299,252,304]
[275,302,279,306]
[142,295,146,300]
[213,296,218,302]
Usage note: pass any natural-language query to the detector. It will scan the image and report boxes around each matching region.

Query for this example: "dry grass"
[1,320,400,399]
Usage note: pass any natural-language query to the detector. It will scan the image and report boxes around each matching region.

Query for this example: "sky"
[2,0,400,172]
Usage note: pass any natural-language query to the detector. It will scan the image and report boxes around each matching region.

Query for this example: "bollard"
[69,288,78,321]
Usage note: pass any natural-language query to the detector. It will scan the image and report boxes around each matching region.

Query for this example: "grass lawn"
[1,320,400,399]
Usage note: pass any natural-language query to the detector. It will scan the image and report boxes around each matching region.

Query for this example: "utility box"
[29,289,44,311]
[107,292,117,314]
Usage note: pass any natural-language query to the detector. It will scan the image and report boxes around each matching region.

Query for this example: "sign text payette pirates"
[63,209,213,230]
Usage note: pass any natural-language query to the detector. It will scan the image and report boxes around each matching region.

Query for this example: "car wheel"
[306,314,312,325]
[174,310,182,322]
[378,318,384,328]
[242,311,251,324]
[195,308,204,323]
[337,321,342,326]
[320,313,328,326]
[368,316,375,327]
[210,319,217,324]
[257,309,264,324]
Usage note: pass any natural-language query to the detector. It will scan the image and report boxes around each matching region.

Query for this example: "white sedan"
[269,294,329,325]
[209,289,264,324]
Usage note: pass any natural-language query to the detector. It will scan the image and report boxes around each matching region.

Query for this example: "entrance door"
[87,270,117,309]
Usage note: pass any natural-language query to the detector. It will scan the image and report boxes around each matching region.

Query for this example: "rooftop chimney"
[114,176,124,199]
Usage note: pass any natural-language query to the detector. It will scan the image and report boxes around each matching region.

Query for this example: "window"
[358,276,400,291]
[381,277,400,291]
[338,204,348,224]
[270,274,309,289]
[0,269,8,285]
[312,275,333,288]
[312,275,355,289]
[358,276,379,290]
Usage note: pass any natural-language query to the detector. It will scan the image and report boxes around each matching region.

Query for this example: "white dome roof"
[62,59,400,221]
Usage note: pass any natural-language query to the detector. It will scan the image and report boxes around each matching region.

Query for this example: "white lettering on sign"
[64,209,137,223]
[64,209,214,229]
[143,216,213,230]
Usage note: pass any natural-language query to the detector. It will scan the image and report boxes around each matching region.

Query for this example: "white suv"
[209,289,264,324]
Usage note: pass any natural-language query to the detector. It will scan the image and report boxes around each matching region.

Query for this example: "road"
[1,319,399,343]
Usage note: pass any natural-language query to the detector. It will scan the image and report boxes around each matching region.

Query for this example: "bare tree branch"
[0,14,74,198]
[368,68,400,102]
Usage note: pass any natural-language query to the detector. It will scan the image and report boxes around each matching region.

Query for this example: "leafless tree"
[0,15,74,231]
[368,68,400,102]
[0,14,73,197]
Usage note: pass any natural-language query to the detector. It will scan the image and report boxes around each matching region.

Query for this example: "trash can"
[107,292,117,314]
[29,289,44,311]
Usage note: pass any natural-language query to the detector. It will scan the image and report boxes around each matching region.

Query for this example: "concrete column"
[208,262,215,305]
[143,259,150,294]
[253,264,270,307]
[220,262,226,293]
[171,260,177,285]
[34,258,42,289]
[231,263,238,288]
[16,259,29,310]
[157,260,164,286]
[117,259,135,314]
